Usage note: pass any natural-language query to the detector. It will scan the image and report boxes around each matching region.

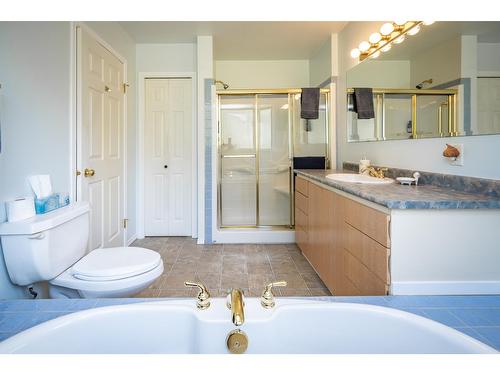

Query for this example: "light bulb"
[380,22,394,36]
[358,41,371,52]
[370,51,381,59]
[423,20,435,25]
[407,25,421,35]
[393,35,406,44]
[369,32,382,44]
[350,48,361,58]
[381,43,392,52]
[394,20,408,26]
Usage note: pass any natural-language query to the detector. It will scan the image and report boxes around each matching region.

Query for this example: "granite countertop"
[295,169,500,209]
[0,296,499,351]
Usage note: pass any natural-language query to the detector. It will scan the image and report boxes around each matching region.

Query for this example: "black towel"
[300,88,320,119]
[353,88,375,119]
[293,156,326,169]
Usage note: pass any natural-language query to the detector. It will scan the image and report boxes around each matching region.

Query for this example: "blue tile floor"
[0,295,499,351]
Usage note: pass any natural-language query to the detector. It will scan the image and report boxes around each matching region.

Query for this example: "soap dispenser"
[359,158,371,175]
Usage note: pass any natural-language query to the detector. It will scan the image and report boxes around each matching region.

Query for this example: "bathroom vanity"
[294,169,500,296]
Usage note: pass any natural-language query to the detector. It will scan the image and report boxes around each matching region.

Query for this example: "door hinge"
[123,83,130,94]
[123,218,128,229]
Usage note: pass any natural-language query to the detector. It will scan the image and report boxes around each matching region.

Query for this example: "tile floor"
[132,237,331,298]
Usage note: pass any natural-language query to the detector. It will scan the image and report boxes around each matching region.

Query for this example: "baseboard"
[127,234,138,246]
[391,281,500,295]
[212,230,295,244]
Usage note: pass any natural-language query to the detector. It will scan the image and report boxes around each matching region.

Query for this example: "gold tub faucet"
[184,281,211,310]
[227,289,245,326]
[261,281,287,309]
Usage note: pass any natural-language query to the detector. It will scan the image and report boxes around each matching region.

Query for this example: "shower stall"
[217,89,329,229]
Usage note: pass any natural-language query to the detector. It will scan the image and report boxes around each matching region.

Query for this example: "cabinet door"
[307,183,334,283]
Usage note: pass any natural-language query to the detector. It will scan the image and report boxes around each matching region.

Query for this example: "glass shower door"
[219,94,293,228]
[258,94,291,226]
[219,96,257,226]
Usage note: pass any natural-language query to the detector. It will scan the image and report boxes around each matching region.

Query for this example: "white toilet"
[0,202,163,298]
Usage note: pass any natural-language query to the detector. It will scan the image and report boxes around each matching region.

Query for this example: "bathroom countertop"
[295,169,500,209]
[0,296,499,350]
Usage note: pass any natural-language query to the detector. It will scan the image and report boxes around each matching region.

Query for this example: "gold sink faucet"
[365,166,388,179]
[227,289,245,326]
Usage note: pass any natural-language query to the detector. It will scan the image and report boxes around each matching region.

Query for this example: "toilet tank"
[0,202,90,286]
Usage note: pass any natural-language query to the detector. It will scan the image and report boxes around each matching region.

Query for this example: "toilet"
[0,202,163,298]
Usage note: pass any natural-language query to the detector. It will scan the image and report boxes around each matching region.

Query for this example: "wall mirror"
[347,21,500,142]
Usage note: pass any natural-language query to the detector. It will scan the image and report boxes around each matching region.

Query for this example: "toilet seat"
[71,247,161,281]
[49,247,164,297]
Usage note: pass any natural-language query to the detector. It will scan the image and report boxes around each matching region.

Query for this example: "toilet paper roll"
[6,197,36,222]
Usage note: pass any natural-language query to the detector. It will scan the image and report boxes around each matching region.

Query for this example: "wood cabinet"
[295,175,391,295]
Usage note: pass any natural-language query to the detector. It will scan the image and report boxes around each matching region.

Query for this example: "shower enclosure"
[217,89,329,229]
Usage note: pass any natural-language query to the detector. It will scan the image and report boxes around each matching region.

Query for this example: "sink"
[326,173,394,185]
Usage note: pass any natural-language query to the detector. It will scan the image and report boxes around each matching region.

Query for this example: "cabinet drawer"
[344,198,390,247]
[343,250,388,295]
[295,191,309,215]
[345,223,390,284]
[295,176,309,197]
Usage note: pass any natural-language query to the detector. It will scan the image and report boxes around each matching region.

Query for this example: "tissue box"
[35,194,60,214]
[34,193,70,214]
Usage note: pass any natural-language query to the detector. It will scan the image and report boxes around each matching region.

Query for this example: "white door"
[144,78,192,236]
[80,28,125,249]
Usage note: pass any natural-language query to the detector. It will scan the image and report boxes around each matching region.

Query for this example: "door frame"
[137,72,197,239]
[73,22,129,246]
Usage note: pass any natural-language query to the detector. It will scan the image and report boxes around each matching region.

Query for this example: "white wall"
[214,60,309,89]
[337,22,500,179]
[0,22,73,298]
[85,22,137,245]
[410,36,461,87]
[347,60,411,88]
[478,42,500,74]
[309,38,332,87]
[136,43,196,72]
[197,36,213,244]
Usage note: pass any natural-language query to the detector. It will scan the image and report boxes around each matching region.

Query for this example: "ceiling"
[119,21,347,59]
[377,21,500,61]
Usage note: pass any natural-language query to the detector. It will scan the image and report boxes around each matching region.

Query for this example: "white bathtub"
[0,298,495,354]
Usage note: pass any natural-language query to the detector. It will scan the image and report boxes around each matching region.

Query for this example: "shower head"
[416,78,433,89]
[215,80,229,90]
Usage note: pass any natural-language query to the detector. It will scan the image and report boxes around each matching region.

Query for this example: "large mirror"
[347,22,500,142]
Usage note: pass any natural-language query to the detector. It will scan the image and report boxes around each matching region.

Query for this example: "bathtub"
[0,298,495,354]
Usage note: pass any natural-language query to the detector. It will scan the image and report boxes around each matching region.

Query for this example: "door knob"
[84,168,95,177]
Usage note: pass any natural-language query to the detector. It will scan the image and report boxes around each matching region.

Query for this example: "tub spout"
[228,289,245,326]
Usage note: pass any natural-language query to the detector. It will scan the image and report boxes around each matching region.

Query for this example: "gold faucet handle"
[261,281,287,309]
[184,281,211,310]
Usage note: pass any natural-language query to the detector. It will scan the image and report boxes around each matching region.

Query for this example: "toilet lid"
[72,247,162,281]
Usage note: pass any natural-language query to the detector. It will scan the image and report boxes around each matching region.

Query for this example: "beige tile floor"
[132,237,331,298]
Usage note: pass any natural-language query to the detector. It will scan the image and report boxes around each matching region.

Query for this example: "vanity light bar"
[350,21,435,61]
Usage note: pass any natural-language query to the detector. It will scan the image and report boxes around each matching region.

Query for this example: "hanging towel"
[300,88,320,120]
[353,88,375,119]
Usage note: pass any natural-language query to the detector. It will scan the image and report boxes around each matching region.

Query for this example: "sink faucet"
[365,166,388,179]
[227,289,245,326]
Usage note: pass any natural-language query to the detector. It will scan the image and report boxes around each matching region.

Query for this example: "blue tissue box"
[34,193,70,214]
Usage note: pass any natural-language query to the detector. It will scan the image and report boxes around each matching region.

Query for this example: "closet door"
[144,78,192,236]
